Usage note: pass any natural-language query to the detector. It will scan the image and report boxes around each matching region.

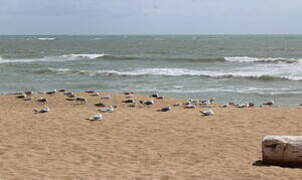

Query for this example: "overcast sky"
[0,0,301,35]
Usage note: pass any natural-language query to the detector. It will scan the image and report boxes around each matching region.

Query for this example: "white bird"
[220,103,229,108]
[236,103,248,108]
[91,92,100,96]
[200,109,215,116]
[88,113,103,121]
[185,104,196,109]
[99,106,114,113]
[34,106,50,113]
[101,95,111,99]
[160,106,171,112]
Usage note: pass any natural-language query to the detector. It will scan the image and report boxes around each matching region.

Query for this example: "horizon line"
[1,33,302,36]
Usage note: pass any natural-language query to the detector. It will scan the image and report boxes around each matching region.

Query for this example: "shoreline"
[0,91,302,179]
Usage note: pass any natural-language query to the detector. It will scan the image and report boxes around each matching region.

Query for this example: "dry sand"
[0,92,302,179]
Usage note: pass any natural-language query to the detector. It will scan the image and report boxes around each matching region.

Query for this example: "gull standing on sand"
[99,105,114,112]
[16,93,27,99]
[37,97,48,103]
[142,100,155,105]
[34,106,50,113]
[46,89,57,95]
[101,95,111,99]
[160,106,172,112]
[91,92,100,96]
[200,109,215,116]
[64,91,75,97]
[263,100,274,106]
[88,113,103,121]
[75,97,87,104]
[185,104,196,109]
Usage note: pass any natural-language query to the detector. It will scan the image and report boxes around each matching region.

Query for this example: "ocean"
[1,35,302,106]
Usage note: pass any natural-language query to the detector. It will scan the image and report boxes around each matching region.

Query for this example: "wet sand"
[0,92,302,179]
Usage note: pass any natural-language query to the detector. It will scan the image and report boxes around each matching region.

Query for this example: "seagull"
[150,92,160,98]
[75,97,87,104]
[200,100,211,107]
[209,97,216,103]
[263,100,274,106]
[124,92,134,95]
[126,94,134,99]
[248,102,255,107]
[220,103,229,108]
[25,91,33,95]
[91,92,100,97]
[185,104,196,109]
[200,109,215,116]
[88,113,103,121]
[173,103,182,107]
[236,103,248,108]
[16,93,27,99]
[24,96,32,101]
[95,102,106,107]
[123,99,135,103]
[64,91,75,97]
[160,106,171,112]
[99,106,114,113]
[101,95,111,99]
[143,100,155,105]
[37,97,48,103]
[34,106,50,113]
[46,89,57,95]
[85,90,95,93]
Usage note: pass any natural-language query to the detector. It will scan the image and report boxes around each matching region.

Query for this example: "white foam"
[91,38,104,40]
[0,53,108,64]
[37,37,56,41]
[224,56,302,63]
[60,54,106,60]
[39,67,302,81]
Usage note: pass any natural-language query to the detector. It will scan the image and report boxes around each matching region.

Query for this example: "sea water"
[1,35,302,106]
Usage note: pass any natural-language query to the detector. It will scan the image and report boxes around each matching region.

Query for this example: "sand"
[0,92,302,179]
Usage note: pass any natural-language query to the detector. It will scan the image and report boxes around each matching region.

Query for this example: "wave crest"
[60,54,106,60]
[224,56,302,63]
[33,68,302,81]
[1,53,302,64]
[37,37,56,41]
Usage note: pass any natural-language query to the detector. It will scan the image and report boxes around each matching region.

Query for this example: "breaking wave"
[0,54,107,64]
[60,54,106,60]
[1,53,302,64]
[224,56,302,63]
[37,37,56,41]
[33,68,302,81]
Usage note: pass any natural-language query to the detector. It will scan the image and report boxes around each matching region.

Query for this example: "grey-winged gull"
[200,109,215,116]
[88,113,103,121]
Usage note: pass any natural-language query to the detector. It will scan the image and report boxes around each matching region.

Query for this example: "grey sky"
[0,0,301,35]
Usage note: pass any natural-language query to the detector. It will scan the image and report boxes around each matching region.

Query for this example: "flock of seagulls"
[14,89,278,120]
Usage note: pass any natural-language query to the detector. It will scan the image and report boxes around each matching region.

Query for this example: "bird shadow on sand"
[253,160,302,169]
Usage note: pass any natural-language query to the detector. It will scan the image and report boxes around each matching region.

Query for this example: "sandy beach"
[0,91,302,179]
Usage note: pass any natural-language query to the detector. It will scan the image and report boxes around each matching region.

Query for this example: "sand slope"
[0,92,302,179]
